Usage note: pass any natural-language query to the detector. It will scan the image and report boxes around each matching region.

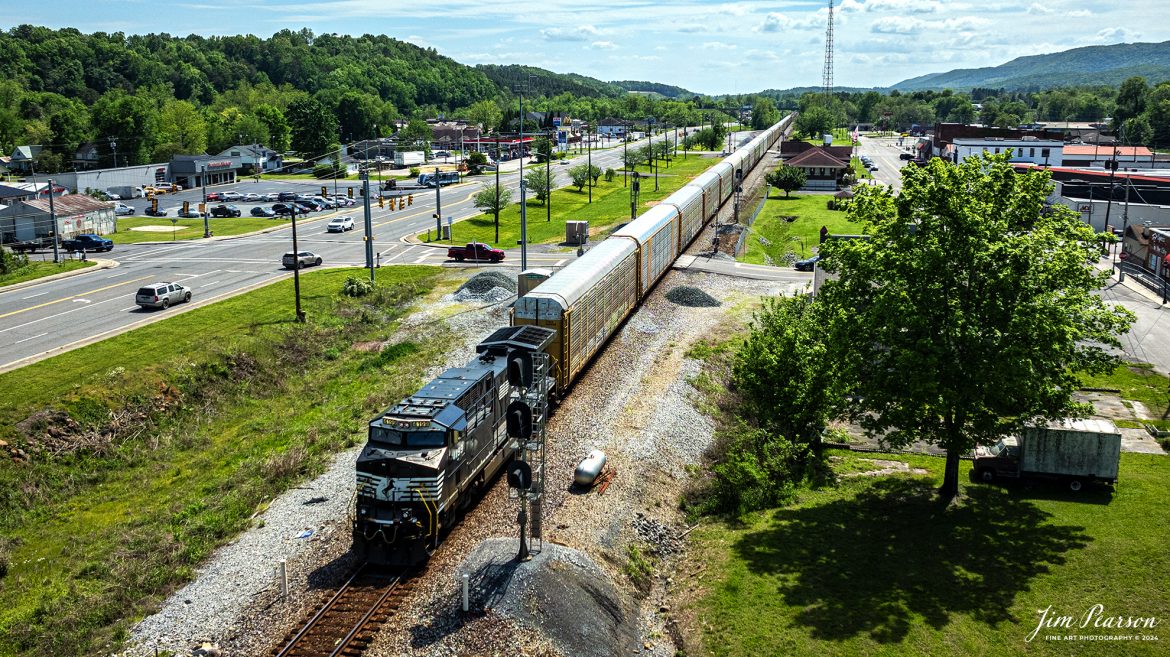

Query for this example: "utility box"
[565,220,589,245]
[442,224,451,240]
[517,269,552,297]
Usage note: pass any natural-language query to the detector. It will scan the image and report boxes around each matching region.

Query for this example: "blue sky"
[5,0,1167,94]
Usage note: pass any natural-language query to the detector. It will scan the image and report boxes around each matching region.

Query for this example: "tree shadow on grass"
[732,477,1090,643]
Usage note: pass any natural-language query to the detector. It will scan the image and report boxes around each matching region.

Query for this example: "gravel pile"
[665,286,721,307]
[633,513,684,557]
[453,270,516,302]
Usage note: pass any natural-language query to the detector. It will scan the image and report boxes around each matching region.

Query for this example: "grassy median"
[686,449,1170,657]
[421,155,721,247]
[0,259,95,289]
[741,193,864,265]
[109,214,339,244]
[0,265,445,656]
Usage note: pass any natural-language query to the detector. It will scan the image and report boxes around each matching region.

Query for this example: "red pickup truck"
[447,242,505,263]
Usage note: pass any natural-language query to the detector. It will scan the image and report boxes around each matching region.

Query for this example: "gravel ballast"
[665,285,721,307]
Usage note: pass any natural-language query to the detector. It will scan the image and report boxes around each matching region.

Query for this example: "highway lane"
[0,129,754,370]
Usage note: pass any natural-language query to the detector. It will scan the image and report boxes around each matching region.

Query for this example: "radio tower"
[822,0,835,99]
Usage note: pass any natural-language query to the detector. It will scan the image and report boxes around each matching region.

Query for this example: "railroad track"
[271,564,413,657]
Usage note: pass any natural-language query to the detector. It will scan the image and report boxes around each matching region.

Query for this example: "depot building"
[169,155,242,190]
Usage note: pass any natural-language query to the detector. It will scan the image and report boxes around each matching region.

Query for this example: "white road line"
[198,281,221,288]
[121,306,140,311]
[130,258,271,264]
[413,253,430,263]
[14,332,47,344]
[104,271,130,278]
[555,259,567,266]
[178,269,222,279]
[21,291,50,299]
[0,296,122,333]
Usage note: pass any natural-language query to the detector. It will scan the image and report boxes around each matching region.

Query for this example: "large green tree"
[765,165,807,198]
[1113,76,1149,132]
[286,96,335,156]
[817,154,1133,500]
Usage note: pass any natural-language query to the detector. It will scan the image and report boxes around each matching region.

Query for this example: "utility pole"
[630,171,640,221]
[623,135,628,187]
[547,128,552,222]
[433,167,443,241]
[494,133,501,243]
[520,178,528,271]
[201,164,210,238]
[47,179,60,264]
[290,205,305,323]
[1118,176,1132,283]
[587,125,593,203]
[362,159,375,283]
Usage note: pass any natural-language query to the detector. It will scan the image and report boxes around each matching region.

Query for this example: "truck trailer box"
[394,151,426,167]
[1021,419,1121,480]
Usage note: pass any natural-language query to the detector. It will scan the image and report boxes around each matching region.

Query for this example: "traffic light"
[347,187,354,199]
[408,194,414,206]
[198,202,206,213]
[151,197,158,212]
[182,201,190,213]
[321,186,327,197]
[378,196,384,209]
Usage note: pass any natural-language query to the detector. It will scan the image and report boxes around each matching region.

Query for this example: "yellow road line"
[0,275,155,320]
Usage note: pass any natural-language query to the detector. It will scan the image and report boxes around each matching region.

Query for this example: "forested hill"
[611,81,696,99]
[893,40,1170,91]
[475,65,625,98]
[0,26,498,113]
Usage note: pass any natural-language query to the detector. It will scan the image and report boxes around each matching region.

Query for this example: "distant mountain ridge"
[610,80,696,98]
[893,41,1170,91]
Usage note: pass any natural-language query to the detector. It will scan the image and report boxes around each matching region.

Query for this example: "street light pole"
[494,133,500,244]
[587,125,592,204]
[47,178,60,264]
[623,135,628,188]
[547,128,552,222]
[520,178,528,271]
[362,159,375,283]
[201,164,210,238]
[108,137,117,169]
[290,204,305,323]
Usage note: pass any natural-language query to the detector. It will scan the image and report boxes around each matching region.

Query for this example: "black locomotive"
[353,325,554,565]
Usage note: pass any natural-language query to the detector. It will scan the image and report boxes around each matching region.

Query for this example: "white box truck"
[106,185,144,199]
[394,151,426,167]
[973,419,1121,491]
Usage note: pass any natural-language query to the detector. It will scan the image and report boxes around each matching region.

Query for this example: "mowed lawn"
[741,193,865,265]
[0,259,94,288]
[421,154,722,247]
[687,450,1170,657]
[110,211,338,244]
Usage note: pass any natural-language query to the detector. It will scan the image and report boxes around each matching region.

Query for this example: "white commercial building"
[950,137,1064,167]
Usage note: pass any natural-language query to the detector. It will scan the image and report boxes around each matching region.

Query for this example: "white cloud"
[1069,9,1093,17]
[864,0,943,13]
[701,41,737,50]
[1026,3,1052,15]
[590,40,617,50]
[539,24,600,41]
[1092,27,1141,42]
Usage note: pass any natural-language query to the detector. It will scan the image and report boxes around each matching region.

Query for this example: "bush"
[342,276,374,297]
[0,247,29,275]
[604,167,615,182]
[408,167,420,177]
[708,426,805,514]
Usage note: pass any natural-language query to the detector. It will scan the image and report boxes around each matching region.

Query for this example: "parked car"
[144,206,169,217]
[113,202,135,216]
[177,207,202,218]
[277,191,297,202]
[62,233,114,253]
[899,152,915,160]
[221,191,242,202]
[447,242,505,263]
[272,203,295,216]
[206,192,222,201]
[211,204,241,218]
[242,193,262,202]
[265,192,280,202]
[251,206,277,218]
[327,216,355,232]
[794,254,820,272]
[282,251,322,269]
[293,202,315,214]
[135,282,191,309]
[870,165,879,172]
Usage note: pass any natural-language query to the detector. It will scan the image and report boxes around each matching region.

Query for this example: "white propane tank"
[574,450,607,487]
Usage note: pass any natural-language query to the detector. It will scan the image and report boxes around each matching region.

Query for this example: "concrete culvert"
[665,286,721,307]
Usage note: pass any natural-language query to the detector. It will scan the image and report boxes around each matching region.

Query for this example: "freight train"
[353,115,794,565]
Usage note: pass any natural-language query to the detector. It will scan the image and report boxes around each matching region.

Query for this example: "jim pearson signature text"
[1027,604,1159,642]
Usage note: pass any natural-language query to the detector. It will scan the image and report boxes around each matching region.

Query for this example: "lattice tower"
[822,0,835,98]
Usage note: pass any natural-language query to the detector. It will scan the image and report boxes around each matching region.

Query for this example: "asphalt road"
[1,129,762,371]
[855,134,912,192]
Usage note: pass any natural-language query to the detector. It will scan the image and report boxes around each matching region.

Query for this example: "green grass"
[110,213,333,244]
[419,155,721,247]
[850,156,873,180]
[1080,362,1170,423]
[0,265,446,656]
[741,193,864,265]
[688,449,1170,657]
[803,127,854,145]
[0,260,95,288]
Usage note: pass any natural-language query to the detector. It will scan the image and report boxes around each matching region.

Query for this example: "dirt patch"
[836,457,930,478]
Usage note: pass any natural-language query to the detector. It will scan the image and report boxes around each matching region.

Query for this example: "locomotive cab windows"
[369,426,446,448]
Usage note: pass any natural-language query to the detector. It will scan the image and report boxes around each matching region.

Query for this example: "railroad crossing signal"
[507,460,532,490]
[506,400,533,439]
